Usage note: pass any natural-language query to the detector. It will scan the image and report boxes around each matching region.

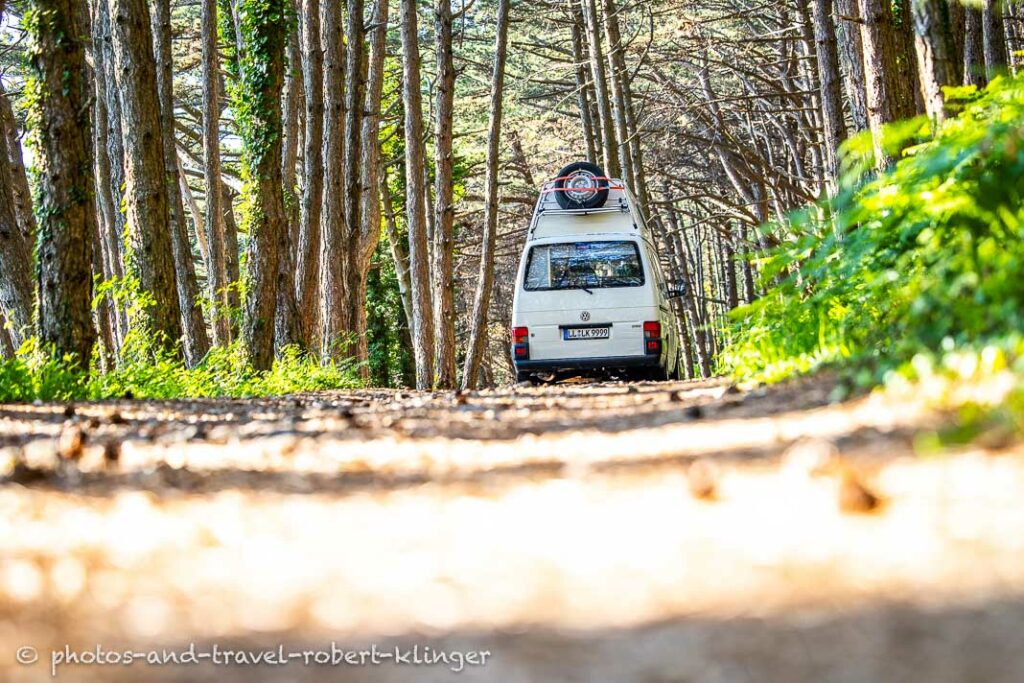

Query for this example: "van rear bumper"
[514,355,659,372]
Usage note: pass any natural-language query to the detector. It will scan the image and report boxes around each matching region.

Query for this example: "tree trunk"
[983,0,1009,78]
[580,0,620,178]
[381,163,413,328]
[354,0,390,379]
[296,0,323,350]
[96,0,129,287]
[912,0,956,124]
[462,0,510,390]
[238,0,288,371]
[341,0,367,360]
[569,0,599,164]
[152,0,210,364]
[107,0,184,353]
[276,3,302,351]
[223,184,242,315]
[0,122,32,349]
[600,0,636,193]
[319,0,351,358]
[29,0,97,368]
[201,0,232,346]
[964,5,987,87]
[810,0,849,191]
[0,82,35,248]
[432,0,457,389]
[859,0,902,168]
[401,0,436,389]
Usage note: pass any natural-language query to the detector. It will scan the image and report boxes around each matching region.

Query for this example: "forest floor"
[1,376,1024,682]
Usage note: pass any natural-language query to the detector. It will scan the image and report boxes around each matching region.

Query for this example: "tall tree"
[982,0,1009,78]
[201,0,232,345]
[276,4,302,350]
[401,0,436,389]
[810,0,848,190]
[580,0,620,178]
[0,81,35,247]
[296,0,323,349]
[433,0,458,389]
[600,0,636,192]
[964,5,987,86]
[859,0,902,168]
[462,0,511,389]
[569,0,599,164]
[107,0,184,353]
[27,0,97,367]
[152,0,210,364]
[912,0,956,124]
[354,0,390,377]
[237,0,288,370]
[319,0,350,357]
[834,0,870,131]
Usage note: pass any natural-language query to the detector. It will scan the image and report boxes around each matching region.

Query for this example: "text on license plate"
[563,327,610,340]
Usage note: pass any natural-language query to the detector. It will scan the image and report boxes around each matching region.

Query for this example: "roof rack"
[528,193,631,237]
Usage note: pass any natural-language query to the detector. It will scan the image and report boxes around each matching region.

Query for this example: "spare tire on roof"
[553,161,610,210]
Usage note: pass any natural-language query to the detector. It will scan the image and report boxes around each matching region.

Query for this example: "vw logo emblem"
[580,311,591,322]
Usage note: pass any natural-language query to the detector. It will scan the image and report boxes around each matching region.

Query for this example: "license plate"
[563,327,610,340]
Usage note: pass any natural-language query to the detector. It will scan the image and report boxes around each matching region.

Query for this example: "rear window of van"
[524,241,644,291]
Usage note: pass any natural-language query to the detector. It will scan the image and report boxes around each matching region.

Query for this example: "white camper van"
[511,162,685,383]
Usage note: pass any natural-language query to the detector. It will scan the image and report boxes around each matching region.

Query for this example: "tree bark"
[0,82,35,248]
[983,0,1009,78]
[462,0,510,390]
[296,0,323,350]
[107,0,184,353]
[152,0,210,364]
[354,0,390,379]
[569,0,599,164]
[432,0,457,389]
[600,0,636,193]
[580,0,620,178]
[912,0,956,124]
[276,2,302,351]
[30,0,97,367]
[834,0,870,132]
[201,0,232,346]
[964,5,987,86]
[401,0,436,389]
[810,0,849,191]
[319,0,351,358]
[238,0,288,371]
[95,0,129,286]
[341,0,368,361]
[859,0,902,168]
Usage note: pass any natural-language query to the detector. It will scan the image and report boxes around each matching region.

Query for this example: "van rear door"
[515,240,656,361]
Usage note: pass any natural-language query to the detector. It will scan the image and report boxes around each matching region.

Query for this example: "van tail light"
[512,327,530,361]
[643,321,662,355]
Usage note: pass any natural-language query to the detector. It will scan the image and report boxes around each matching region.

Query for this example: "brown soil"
[1,377,1023,682]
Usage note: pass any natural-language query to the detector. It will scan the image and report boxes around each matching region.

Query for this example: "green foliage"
[721,75,1024,386]
[0,336,362,403]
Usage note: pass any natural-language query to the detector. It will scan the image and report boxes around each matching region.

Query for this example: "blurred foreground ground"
[1,377,1023,682]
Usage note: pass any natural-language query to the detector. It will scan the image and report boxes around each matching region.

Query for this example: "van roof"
[528,178,645,242]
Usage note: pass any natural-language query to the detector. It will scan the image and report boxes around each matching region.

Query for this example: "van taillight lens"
[512,327,529,361]
[643,321,661,355]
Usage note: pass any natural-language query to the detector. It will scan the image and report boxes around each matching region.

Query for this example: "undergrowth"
[721,74,1024,389]
[0,335,361,403]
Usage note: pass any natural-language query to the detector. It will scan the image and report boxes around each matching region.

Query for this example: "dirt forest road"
[2,378,1024,683]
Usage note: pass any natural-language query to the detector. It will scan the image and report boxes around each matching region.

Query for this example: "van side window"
[524,241,645,291]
